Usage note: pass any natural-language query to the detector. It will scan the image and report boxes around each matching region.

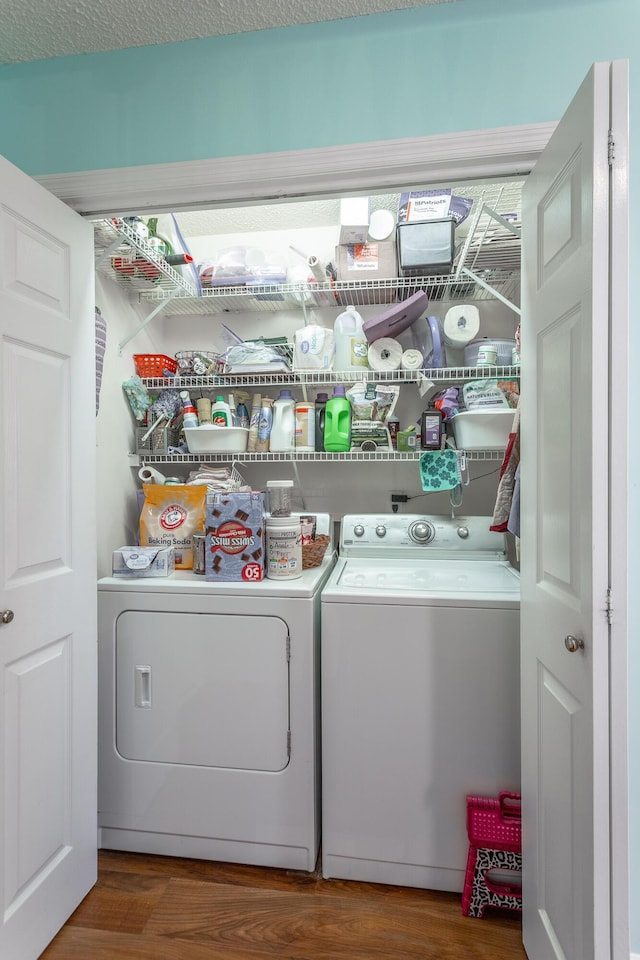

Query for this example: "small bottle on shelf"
[255,397,274,452]
[211,395,232,426]
[180,391,199,429]
[246,394,262,452]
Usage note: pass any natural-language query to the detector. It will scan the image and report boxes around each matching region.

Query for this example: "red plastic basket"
[466,792,522,853]
[133,354,178,378]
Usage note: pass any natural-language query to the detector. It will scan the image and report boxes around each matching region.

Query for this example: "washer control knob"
[408,520,435,544]
[353,524,365,538]
[375,525,387,538]
[457,526,470,539]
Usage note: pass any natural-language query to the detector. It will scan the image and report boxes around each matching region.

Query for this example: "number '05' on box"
[205,492,265,582]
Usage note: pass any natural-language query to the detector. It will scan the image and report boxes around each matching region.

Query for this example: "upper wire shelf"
[93,219,198,295]
[134,272,520,316]
[141,365,521,390]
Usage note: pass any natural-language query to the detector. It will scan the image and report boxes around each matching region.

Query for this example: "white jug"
[334,306,368,372]
[270,390,296,451]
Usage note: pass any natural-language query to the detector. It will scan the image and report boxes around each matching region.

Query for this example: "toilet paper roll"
[443,304,481,348]
[401,348,424,371]
[138,466,166,485]
[367,337,403,371]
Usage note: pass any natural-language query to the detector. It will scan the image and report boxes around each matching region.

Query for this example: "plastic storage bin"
[183,426,249,454]
[464,339,516,366]
[449,409,515,451]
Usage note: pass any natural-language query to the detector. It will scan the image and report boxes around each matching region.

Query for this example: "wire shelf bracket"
[118,287,181,354]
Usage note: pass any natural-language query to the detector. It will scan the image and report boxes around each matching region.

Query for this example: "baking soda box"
[205,491,265,582]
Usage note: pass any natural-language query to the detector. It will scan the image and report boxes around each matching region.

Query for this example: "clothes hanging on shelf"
[490,400,520,533]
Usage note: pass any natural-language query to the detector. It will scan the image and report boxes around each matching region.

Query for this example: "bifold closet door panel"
[115,611,290,771]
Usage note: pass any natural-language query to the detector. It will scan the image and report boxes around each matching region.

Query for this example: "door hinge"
[606,587,613,625]
[287,730,291,757]
[608,130,615,166]
[286,634,291,661]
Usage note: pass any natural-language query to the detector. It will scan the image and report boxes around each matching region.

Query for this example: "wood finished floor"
[41,850,526,959]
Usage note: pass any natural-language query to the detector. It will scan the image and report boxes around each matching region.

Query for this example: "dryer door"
[116,611,290,771]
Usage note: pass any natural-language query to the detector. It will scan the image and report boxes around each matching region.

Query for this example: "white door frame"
[35,119,629,959]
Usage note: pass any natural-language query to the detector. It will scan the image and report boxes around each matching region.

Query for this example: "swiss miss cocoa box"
[205,491,265,582]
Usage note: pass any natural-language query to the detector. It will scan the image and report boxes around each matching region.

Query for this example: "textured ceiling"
[0,0,459,65]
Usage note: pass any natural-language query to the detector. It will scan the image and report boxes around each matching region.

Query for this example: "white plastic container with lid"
[265,516,302,579]
[270,389,296,451]
[334,305,369,372]
[266,479,294,517]
[295,401,315,451]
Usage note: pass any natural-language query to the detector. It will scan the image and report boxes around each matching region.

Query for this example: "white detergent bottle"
[270,389,296,451]
[210,395,232,426]
[334,305,369,372]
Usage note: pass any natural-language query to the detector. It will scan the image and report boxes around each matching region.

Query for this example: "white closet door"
[521,60,628,960]
[0,154,96,960]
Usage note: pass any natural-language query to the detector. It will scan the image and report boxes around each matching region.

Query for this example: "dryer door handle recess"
[135,664,152,708]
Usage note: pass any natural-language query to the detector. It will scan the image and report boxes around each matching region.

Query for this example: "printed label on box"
[346,242,380,271]
[205,491,265,581]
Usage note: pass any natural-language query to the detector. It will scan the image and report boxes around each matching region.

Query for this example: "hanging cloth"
[490,400,520,532]
[95,306,107,415]
[419,449,462,492]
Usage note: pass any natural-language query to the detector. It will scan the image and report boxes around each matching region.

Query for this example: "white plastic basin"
[184,425,249,454]
[449,409,515,451]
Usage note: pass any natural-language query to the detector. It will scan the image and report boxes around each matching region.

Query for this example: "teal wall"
[0,0,633,175]
[1,0,638,949]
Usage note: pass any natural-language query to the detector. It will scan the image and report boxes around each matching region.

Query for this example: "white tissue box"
[339,197,370,244]
[112,546,175,577]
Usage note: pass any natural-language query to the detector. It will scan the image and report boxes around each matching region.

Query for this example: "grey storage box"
[397,217,456,276]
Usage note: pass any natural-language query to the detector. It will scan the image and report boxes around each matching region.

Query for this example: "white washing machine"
[98,523,335,872]
[321,514,520,892]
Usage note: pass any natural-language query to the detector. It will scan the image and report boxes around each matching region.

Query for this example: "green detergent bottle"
[323,386,351,452]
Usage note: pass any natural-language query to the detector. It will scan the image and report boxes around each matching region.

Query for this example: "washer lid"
[323,556,520,603]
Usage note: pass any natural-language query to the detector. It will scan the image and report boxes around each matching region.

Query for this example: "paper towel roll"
[401,348,424,371]
[138,466,166,485]
[443,305,480,348]
[368,337,403,371]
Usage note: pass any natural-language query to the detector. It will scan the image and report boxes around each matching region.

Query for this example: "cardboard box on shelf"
[335,241,398,282]
[205,491,265,582]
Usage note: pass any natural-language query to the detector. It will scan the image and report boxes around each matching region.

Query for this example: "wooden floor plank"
[42,851,526,960]
[64,870,170,934]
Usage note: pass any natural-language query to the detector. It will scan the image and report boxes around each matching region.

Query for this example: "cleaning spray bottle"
[179,391,199,429]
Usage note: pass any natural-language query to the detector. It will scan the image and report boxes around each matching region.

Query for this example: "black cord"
[405,465,501,501]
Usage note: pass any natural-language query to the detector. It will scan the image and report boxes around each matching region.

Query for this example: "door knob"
[1,610,14,625]
[564,634,584,653]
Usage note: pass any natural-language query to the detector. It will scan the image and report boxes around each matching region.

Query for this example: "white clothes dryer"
[321,514,520,892]
[98,525,335,872]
